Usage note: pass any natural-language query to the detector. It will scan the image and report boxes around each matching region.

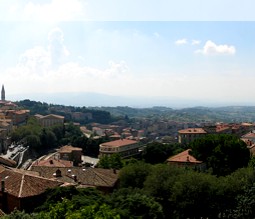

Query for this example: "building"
[58,145,82,166]
[5,110,29,126]
[178,128,207,144]
[32,158,73,168]
[1,85,5,102]
[241,131,255,143]
[167,149,205,170]
[0,166,62,213]
[30,166,119,193]
[34,114,64,127]
[99,139,141,158]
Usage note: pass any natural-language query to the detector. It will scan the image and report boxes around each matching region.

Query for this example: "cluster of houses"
[0,144,119,213]
[1,85,255,214]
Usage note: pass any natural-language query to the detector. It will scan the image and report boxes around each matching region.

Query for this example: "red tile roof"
[58,145,82,153]
[100,139,138,147]
[242,132,255,138]
[178,128,207,134]
[0,167,62,198]
[167,149,202,164]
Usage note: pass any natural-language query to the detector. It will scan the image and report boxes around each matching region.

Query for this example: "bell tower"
[1,85,5,101]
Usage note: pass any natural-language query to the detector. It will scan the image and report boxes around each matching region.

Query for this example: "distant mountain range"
[8,92,255,108]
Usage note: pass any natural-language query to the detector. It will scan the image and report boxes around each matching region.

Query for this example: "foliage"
[142,142,185,164]
[170,170,219,219]
[16,99,114,124]
[109,188,163,219]
[2,209,37,219]
[190,134,250,176]
[143,164,186,217]
[35,187,104,213]
[98,154,123,169]
[229,187,255,219]
[119,161,152,188]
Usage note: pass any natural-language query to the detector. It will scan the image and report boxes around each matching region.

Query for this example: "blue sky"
[0,0,255,106]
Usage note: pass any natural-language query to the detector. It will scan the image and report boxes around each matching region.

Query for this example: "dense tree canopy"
[142,142,185,164]
[190,134,250,176]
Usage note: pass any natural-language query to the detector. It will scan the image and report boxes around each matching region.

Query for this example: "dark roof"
[32,159,73,168]
[0,156,16,167]
[30,166,119,188]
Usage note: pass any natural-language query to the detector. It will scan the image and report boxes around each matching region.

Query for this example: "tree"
[109,188,163,219]
[40,129,57,149]
[143,164,186,217]
[142,142,174,164]
[98,154,123,169]
[190,134,250,176]
[119,161,152,188]
[170,170,219,219]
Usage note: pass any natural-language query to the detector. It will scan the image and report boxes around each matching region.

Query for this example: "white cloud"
[175,38,187,45]
[191,40,200,45]
[195,40,236,55]
[2,27,131,95]
[48,28,70,67]
[18,46,50,74]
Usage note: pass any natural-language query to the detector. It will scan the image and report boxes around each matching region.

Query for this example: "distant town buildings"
[178,123,255,144]
[34,114,64,127]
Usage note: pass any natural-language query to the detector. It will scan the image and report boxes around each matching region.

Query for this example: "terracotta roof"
[167,149,202,164]
[0,156,16,167]
[14,110,29,115]
[30,166,119,188]
[0,167,62,198]
[178,128,207,134]
[35,114,64,119]
[242,132,255,138]
[32,159,73,168]
[241,122,253,126]
[100,139,138,148]
[58,145,82,153]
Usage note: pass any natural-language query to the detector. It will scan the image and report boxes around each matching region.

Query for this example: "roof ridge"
[92,169,114,186]
[18,174,25,198]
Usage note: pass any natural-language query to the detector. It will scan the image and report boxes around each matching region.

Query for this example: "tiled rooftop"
[101,139,138,147]
[167,149,202,164]
[32,159,73,168]
[178,128,207,134]
[58,145,82,153]
[0,167,62,198]
[31,166,119,188]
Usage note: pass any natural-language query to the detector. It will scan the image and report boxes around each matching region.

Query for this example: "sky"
[0,0,255,107]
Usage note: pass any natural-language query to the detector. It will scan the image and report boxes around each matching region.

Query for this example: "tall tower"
[1,85,5,101]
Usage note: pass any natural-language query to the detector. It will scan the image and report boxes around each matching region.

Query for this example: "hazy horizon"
[7,91,255,109]
[1,1,255,107]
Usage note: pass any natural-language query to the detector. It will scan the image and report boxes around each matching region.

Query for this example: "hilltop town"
[0,86,255,218]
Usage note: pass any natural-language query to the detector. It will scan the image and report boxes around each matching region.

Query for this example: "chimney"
[56,169,61,177]
[72,175,77,182]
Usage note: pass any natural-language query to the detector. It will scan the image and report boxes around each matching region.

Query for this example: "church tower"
[1,85,5,101]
